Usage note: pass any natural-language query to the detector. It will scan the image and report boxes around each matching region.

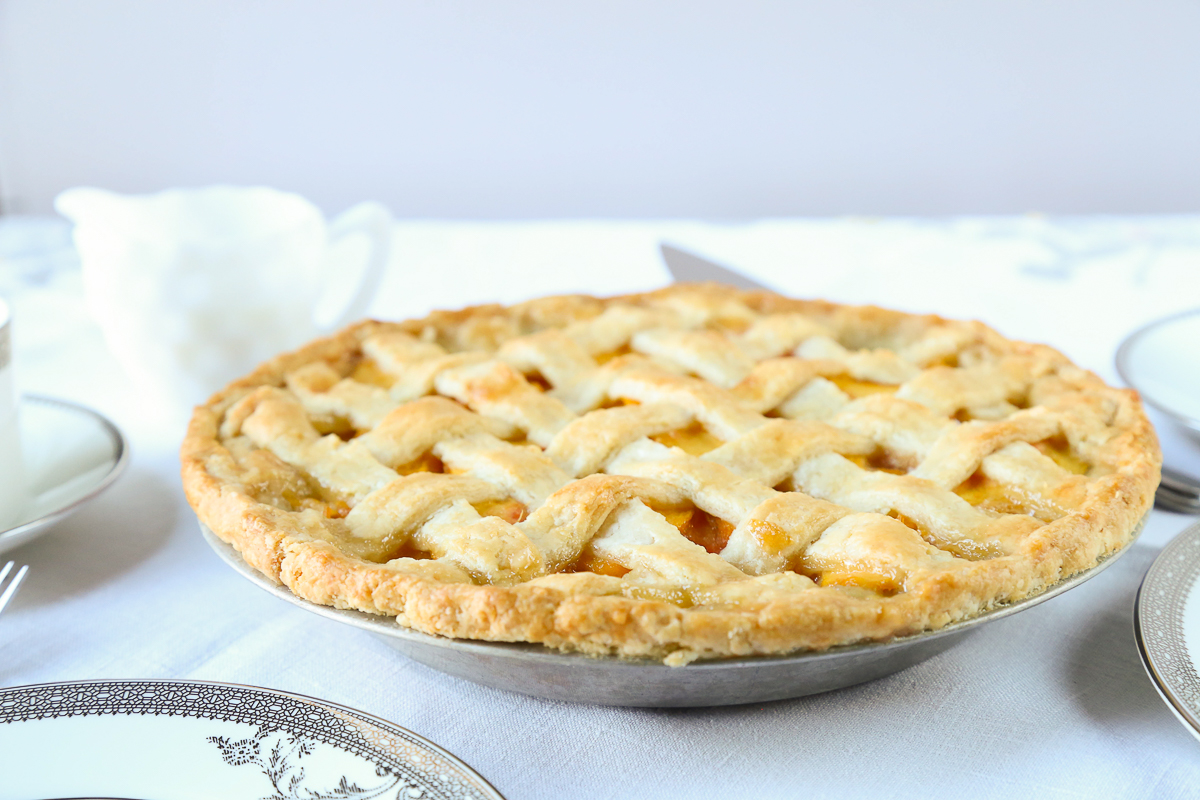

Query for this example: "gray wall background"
[1,1,1197,218]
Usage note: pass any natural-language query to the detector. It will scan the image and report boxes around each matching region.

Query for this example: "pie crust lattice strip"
[183,285,1160,665]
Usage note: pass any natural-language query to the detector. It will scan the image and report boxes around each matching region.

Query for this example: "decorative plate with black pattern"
[0,679,504,799]
[1136,521,1200,742]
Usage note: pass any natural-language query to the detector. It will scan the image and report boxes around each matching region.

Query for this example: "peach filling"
[816,570,901,596]
[933,353,960,368]
[846,449,908,475]
[471,498,528,524]
[599,397,639,409]
[565,549,695,606]
[351,358,395,388]
[396,452,444,475]
[313,416,357,440]
[884,505,1006,560]
[390,541,435,561]
[298,497,353,519]
[651,422,723,456]
[1035,435,1090,475]
[745,518,789,555]
[566,551,631,578]
[524,372,552,392]
[953,470,1064,523]
[324,499,351,519]
[658,506,735,554]
[565,506,736,579]
[829,375,899,398]
[503,434,536,448]
[794,554,902,596]
[594,344,633,365]
[953,472,1026,514]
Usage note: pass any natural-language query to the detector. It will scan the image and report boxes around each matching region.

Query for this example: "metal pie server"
[660,243,774,291]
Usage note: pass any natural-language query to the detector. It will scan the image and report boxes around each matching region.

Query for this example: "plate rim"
[0,676,506,799]
[1133,520,1200,739]
[1134,597,1200,743]
[201,513,1147,670]
[0,393,129,542]
[1115,306,1200,431]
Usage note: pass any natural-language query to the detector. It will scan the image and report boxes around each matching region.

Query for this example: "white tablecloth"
[2,215,1199,799]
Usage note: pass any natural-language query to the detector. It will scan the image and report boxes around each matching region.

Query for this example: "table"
[2,215,1198,798]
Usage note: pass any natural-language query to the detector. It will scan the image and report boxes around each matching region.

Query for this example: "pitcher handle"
[319,201,393,330]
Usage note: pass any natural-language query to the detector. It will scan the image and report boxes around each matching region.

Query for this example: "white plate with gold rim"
[0,679,504,800]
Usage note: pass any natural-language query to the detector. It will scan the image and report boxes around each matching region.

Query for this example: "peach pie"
[182,285,1159,664]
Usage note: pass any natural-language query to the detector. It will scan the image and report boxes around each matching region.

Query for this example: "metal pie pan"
[201,516,1144,707]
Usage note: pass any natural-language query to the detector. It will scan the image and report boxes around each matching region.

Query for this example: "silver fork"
[0,561,28,615]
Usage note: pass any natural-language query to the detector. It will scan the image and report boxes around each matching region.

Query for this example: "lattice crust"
[182,285,1160,665]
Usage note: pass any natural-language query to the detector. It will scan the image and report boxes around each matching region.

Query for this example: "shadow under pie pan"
[201,518,1145,708]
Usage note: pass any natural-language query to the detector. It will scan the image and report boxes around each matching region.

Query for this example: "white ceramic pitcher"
[56,186,392,411]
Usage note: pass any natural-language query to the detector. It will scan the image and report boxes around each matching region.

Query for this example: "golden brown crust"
[181,284,1160,664]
